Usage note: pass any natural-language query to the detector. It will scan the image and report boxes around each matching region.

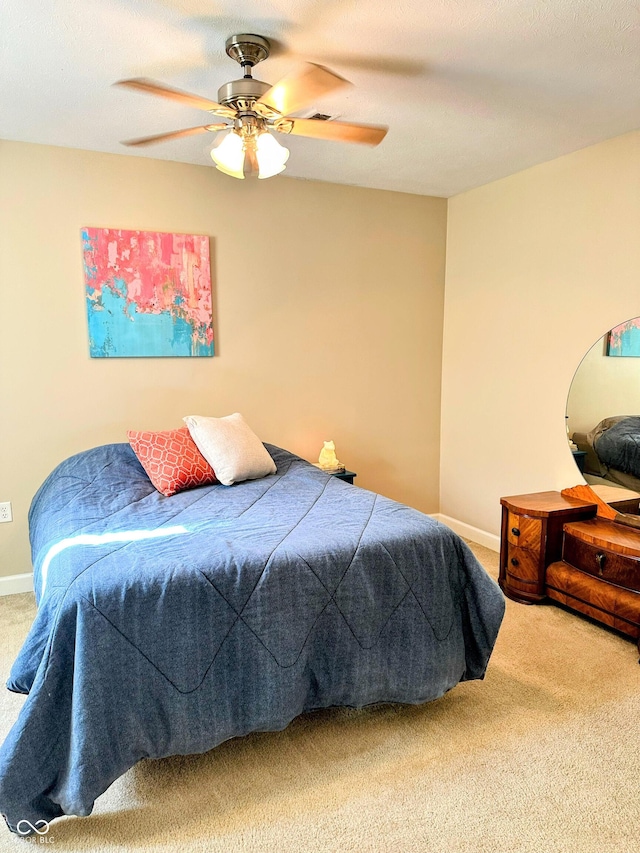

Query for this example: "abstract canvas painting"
[82,228,214,357]
[606,317,640,357]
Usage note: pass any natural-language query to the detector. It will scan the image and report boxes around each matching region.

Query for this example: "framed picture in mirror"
[606,317,640,357]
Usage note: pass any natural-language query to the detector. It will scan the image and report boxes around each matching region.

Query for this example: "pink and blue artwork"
[82,228,214,358]
[607,317,640,357]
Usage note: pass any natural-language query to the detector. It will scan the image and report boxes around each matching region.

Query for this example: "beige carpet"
[1,543,639,853]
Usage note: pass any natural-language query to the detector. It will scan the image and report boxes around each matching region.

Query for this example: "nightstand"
[572,449,587,473]
[332,470,357,485]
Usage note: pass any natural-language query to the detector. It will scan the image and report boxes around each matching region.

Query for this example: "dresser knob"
[596,553,606,576]
[511,527,520,537]
[510,557,519,567]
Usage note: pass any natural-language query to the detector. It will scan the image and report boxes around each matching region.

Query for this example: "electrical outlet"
[0,502,12,523]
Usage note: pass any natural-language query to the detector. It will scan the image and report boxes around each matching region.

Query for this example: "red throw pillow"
[128,427,218,496]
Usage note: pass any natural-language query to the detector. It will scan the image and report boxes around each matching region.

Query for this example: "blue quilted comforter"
[594,416,640,479]
[0,443,504,833]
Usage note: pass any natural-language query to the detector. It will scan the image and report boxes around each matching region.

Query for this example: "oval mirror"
[566,316,640,493]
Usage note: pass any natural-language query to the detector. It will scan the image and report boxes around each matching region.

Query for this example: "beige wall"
[0,140,447,578]
[441,131,640,538]
[567,330,640,436]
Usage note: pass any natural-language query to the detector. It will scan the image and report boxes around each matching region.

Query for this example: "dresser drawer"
[563,535,640,593]
[506,544,541,583]
[507,512,543,550]
[546,560,640,637]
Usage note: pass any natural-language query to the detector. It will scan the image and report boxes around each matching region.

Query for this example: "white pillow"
[183,413,276,486]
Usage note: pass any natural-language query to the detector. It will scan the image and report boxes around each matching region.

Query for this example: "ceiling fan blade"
[115,78,236,118]
[121,124,228,147]
[255,63,350,118]
[275,117,388,146]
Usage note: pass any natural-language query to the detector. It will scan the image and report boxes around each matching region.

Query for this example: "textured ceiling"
[1,0,639,197]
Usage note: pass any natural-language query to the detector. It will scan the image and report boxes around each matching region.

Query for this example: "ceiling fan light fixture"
[256,131,289,179]
[210,130,245,179]
[118,34,388,179]
[211,127,289,181]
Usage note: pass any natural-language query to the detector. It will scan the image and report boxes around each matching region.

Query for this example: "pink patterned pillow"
[128,427,218,496]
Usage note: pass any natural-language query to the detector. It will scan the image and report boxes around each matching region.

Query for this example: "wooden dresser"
[499,488,640,654]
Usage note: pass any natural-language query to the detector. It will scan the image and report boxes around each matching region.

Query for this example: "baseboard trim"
[0,573,34,596]
[431,514,500,552]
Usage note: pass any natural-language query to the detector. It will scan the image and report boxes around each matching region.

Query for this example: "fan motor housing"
[217,78,271,110]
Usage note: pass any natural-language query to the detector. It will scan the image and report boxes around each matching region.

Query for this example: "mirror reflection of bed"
[567,316,640,512]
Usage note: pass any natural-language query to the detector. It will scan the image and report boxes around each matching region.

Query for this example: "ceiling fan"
[116,34,388,180]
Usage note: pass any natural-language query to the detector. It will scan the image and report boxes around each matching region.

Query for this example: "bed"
[0,442,504,834]
[573,416,640,493]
